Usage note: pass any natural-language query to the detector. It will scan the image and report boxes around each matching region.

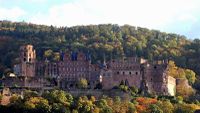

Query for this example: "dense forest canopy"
[0,20,200,77]
[0,89,199,113]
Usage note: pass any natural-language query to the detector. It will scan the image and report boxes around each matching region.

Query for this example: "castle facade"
[1,45,176,96]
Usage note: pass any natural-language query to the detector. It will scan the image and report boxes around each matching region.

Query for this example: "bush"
[174,103,196,113]
[148,104,163,113]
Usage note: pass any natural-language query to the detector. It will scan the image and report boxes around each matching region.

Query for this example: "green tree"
[128,102,136,113]
[185,69,196,85]
[174,103,197,113]
[176,82,195,98]
[156,100,174,113]
[148,104,163,113]
[51,103,70,113]
[77,78,88,89]
[24,97,51,113]
[23,90,38,101]
[42,90,73,106]
[44,49,53,59]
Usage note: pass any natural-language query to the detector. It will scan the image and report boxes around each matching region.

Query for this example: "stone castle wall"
[4,45,177,96]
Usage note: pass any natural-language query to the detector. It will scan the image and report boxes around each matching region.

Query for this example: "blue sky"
[0,0,200,39]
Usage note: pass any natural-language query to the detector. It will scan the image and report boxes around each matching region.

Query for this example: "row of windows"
[60,67,88,72]
[23,58,32,62]
[60,74,88,78]
[60,62,87,65]
[47,68,58,72]
[111,65,139,68]
[116,71,139,75]
[24,52,33,57]
[47,72,59,76]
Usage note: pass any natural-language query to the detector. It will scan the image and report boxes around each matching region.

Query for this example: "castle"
[1,44,176,96]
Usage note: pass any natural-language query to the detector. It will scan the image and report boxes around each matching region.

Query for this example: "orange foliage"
[136,97,158,113]
[136,97,157,105]
[136,105,147,113]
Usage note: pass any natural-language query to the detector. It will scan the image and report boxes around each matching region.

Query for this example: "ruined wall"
[145,64,170,95]
[1,77,44,88]
[57,52,100,89]
[102,60,176,96]
[1,77,25,87]
[9,45,177,96]
[167,76,176,96]
[102,57,142,89]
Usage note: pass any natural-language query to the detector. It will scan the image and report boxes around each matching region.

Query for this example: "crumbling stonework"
[1,45,176,96]
[101,58,176,96]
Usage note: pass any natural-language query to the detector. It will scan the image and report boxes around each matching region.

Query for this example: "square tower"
[19,44,36,77]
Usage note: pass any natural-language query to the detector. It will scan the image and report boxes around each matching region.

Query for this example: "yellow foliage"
[176,83,195,98]
[24,97,49,109]
[9,94,20,104]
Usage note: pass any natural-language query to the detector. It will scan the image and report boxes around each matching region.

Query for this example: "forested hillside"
[0,20,200,77]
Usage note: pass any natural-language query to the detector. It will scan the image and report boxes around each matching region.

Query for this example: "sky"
[0,0,200,39]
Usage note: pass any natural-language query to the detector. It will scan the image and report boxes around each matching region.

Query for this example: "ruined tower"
[20,44,36,77]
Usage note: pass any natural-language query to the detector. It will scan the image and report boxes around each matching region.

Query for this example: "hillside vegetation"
[0,20,200,76]
[1,89,200,113]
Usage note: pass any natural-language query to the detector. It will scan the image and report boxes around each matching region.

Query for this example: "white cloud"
[0,7,26,20]
[1,0,200,38]
[29,1,100,26]
[28,0,200,30]
[28,0,47,3]
[0,0,47,3]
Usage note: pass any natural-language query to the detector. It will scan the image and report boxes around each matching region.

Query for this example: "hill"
[0,20,200,77]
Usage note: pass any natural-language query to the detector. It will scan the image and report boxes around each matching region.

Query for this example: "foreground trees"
[0,89,199,113]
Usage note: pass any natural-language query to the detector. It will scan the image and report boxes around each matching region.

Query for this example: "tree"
[92,106,100,113]
[42,90,73,107]
[44,49,53,59]
[176,83,195,98]
[128,102,136,113]
[74,96,96,113]
[53,52,60,61]
[9,94,21,105]
[185,69,196,85]
[156,100,174,113]
[51,103,70,113]
[0,93,2,102]
[24,97,51,113]
[148,104,163,113]
[174,103,197,113]
[77,78,88,89]
[130,86,139,96]
[23,90,38,101]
